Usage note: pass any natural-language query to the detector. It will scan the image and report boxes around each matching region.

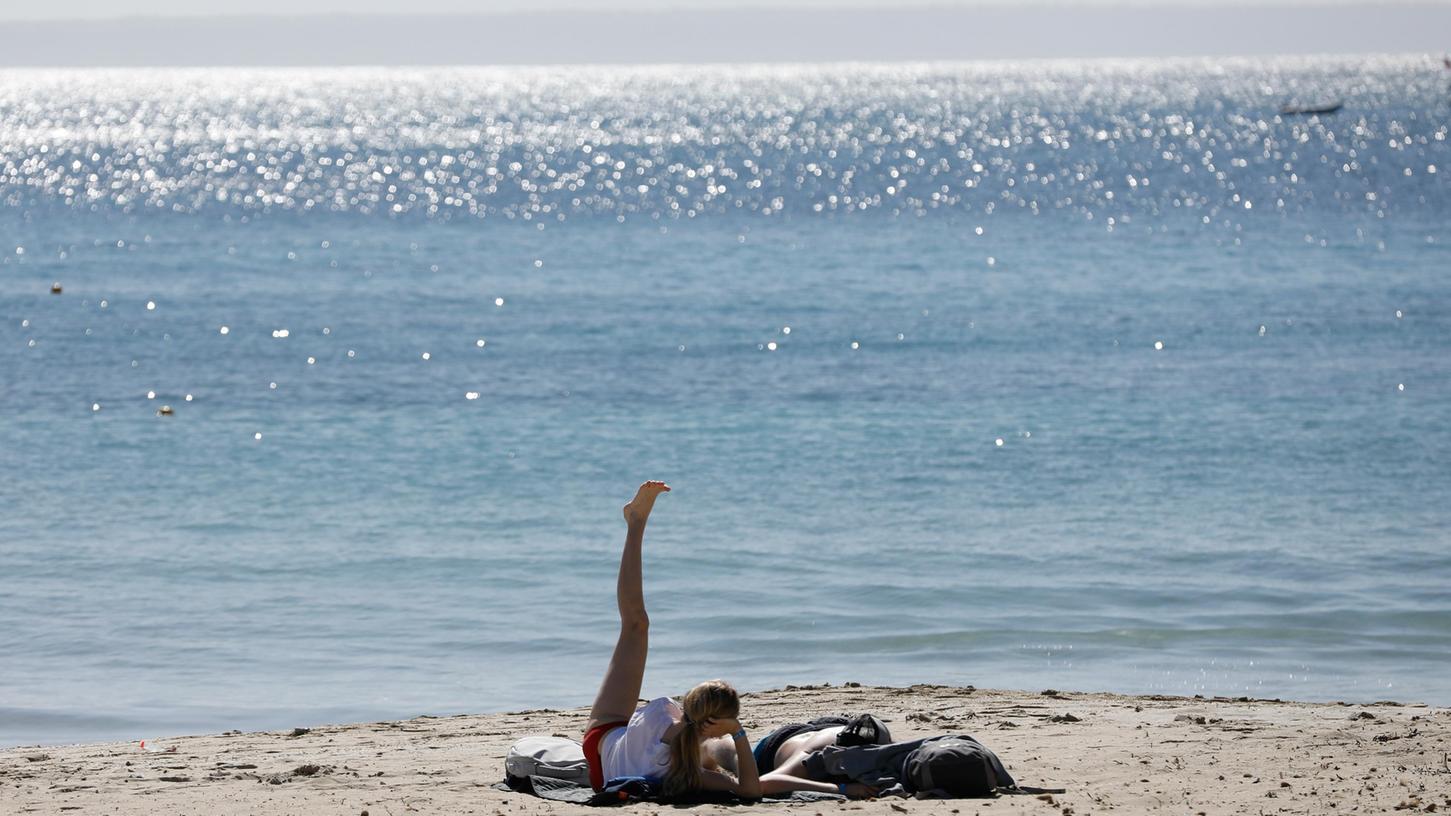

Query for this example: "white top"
[600,696,681,782]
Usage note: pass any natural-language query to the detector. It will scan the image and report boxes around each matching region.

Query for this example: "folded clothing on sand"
[802,734,1015,797]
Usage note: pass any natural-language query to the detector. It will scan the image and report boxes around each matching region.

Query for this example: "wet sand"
[4,683,1448,814]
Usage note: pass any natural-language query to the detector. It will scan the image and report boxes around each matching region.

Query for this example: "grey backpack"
[504,736,591,786]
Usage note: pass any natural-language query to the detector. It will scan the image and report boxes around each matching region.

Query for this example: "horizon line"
[0,52,1440,72]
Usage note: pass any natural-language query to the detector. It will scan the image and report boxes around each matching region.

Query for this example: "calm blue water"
[2,57,1449,748]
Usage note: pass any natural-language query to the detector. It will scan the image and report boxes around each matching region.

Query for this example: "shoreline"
[5,683,1437,754]
[3,683,1446,814]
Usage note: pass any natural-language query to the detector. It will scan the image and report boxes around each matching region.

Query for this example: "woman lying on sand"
[582,481,878,799]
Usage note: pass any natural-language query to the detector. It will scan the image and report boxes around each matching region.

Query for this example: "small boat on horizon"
[1279,101,1343,116]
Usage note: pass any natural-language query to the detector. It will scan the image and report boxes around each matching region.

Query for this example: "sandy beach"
[4,683,1447,815]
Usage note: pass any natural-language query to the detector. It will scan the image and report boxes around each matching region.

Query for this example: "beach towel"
[497,773,847,805]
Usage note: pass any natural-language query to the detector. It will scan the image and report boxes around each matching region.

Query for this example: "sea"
[2,56,1449,748]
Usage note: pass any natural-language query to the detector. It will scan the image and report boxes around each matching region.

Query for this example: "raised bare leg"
[585,480,670,732]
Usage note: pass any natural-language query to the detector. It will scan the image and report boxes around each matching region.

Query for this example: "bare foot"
[623,480,671,525]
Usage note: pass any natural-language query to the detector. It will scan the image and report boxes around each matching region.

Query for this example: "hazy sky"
[3,2,1448,64]
[7,0,1449,20]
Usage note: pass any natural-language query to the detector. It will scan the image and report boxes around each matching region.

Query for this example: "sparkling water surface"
[2,56,1449,748]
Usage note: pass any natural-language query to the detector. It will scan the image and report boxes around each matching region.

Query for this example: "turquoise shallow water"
[2,57,1449,748]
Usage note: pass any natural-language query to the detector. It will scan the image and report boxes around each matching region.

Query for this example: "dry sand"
[3,683,1448,815]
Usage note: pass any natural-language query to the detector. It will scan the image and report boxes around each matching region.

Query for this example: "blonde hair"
[661,679,740,797]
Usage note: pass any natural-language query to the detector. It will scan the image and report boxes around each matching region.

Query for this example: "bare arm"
[732,729,761,797]
[759,772,878,799]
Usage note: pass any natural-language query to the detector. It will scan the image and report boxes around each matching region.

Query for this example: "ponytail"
[662,720,704,796]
